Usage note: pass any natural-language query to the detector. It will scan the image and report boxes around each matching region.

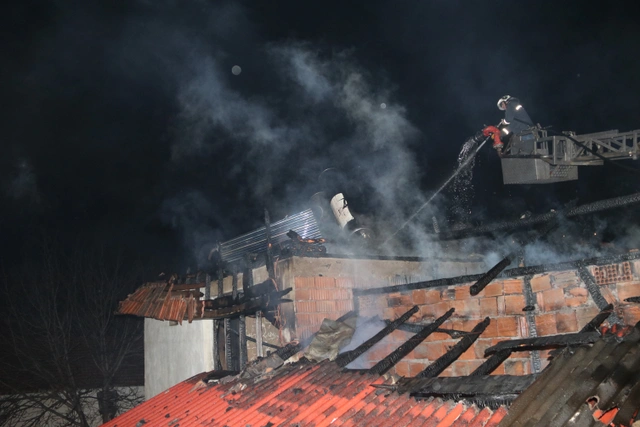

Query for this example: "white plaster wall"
[144,318,213,399]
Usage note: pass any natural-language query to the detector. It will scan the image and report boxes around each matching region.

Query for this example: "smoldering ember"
[2,2,640,427]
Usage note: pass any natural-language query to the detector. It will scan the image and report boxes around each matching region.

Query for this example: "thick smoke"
[135,1,639,268]
[169,36,426,263]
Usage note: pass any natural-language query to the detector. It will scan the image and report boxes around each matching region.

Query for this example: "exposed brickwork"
[293,259,639,378]
[592,262,634,285]
[294,276,354,340]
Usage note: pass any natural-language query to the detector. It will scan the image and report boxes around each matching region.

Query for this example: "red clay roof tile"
[101,361,508,427]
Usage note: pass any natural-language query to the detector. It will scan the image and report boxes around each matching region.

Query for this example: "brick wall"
[293,259,640,378]
[294,276,355,341]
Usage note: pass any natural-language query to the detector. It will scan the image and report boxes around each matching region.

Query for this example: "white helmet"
[497,95,511,110]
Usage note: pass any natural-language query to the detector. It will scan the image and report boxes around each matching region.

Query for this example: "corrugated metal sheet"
[101,360,508,427]
[499,323,640,427]
[220,209,322,263]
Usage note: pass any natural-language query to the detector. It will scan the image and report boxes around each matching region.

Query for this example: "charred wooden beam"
[228,328,280,350]
[354,252,640,297]
[522,275,542,373]
[243,278,278,299]
[202,280,282,310]
[353,273,489,296]
[471,350,512,376]
[204,294,238,310]
[578,266,623,324]
[273,342,301,361]
[470,257,513,296]
[256,311,264,358]
[383,319,473,339]
[224,317,232,370]
[434,192,640,240]
[582,303,615,333]
[548,303,618,358]
[239,314,247,366]
[336,306,419,368]
[367,308,454,376]
[233,269,248,368]
[471,221,557,296]
[484,331,601,356]
[224,270,239,371]
[416,317,490,378]
[203,279,276,311]
[201,289,292,320]
[398,374,538,399]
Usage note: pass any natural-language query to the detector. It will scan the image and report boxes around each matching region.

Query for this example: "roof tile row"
[102,360,506,427]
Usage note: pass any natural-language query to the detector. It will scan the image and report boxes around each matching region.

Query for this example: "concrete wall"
[144,317,213,399]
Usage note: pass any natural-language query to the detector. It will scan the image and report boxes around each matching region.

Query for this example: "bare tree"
[0,239,145,426]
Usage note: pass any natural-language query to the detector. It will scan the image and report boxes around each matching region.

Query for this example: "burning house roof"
[113,191,640,425]
[101,313,640,427]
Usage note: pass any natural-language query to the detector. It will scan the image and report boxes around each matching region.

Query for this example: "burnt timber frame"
[367,308,454,375]
[416,317,490,379]
[397,374,539,407]
[432,192,640,241]
[472,304,614,376]
[336,306,418,368]
[353,252,640,297]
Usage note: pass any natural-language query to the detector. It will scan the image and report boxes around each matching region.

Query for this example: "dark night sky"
[2,0,639,270]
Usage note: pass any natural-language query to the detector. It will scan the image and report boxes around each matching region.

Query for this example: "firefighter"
[496,95,533,138]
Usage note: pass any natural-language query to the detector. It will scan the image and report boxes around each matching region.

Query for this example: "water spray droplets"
[451,136,480,226]
[231,65,242,75]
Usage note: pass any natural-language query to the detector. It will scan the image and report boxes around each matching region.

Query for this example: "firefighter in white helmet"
[496,95,533,138]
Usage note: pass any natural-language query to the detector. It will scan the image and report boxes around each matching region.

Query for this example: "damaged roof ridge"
[354,251,640,296]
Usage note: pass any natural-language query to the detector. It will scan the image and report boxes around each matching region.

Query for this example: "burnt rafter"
[203,278,278,310]
[471,350,512,376]
[201,289,292,320]
[383,319,470,338]
[470,258,513,296]
[367,308,454,376]
[398,374,538,399]
[228,328,281,350]
[416,317,491,379]
[484,331,601,356]
[336,306,419,368]
[353,252,640,297]
[433,192,640,241]
[470,221,557,296]
[578,266,623,325]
